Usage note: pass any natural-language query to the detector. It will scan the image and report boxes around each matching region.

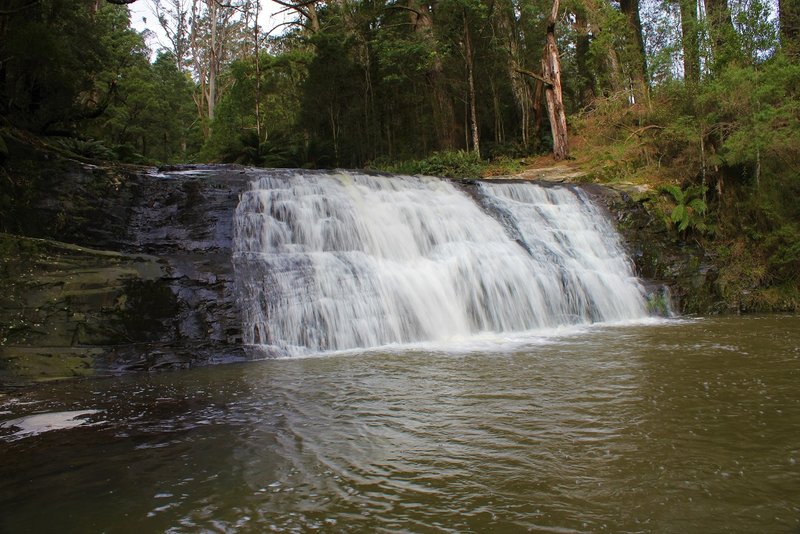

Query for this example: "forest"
[0,0,798,308]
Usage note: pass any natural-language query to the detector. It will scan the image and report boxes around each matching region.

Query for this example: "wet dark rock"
[1,147,251,384]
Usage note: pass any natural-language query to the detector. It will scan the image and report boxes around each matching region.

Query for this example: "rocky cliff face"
[0,145,727,384]
[1,144,251,384]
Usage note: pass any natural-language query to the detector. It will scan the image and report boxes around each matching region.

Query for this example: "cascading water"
[233,170,649,355]
[477,181,648,323]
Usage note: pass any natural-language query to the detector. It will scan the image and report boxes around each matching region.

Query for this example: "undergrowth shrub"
[50,137,116,161]
[572,54,800,309]
[372,150,482,179]
[659,184,709,235]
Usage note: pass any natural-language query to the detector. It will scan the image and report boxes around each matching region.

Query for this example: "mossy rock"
[0,234,176,381]
[0,346,101,384]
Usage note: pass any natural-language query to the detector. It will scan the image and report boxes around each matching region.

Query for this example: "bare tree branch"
[515,68,552,87]
[385,4,423,17]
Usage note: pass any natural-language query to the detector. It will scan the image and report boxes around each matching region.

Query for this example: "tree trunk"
[533,77,543,137]
[679,0,701,84]
[580,0,625,97]
[254,0,262,142]
[464,10,479,155]
[490,79,504,144]
[573,8,594,107]
[408,0,457,150]
[494,0,532,147]
[606,46,625,95]
[271,0,320,32]
[704,0,738,69]
[619,0,649,102]
[780,0,800,58]
[207,0,218,125]
[190,0,208,138]
[541,0,568,160]
[306,1,321,33]
[151,0,191,70]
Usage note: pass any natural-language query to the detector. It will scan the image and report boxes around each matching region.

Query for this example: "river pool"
[1,315,799,532]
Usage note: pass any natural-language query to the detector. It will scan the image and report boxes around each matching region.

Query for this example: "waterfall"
[233,170,648,355]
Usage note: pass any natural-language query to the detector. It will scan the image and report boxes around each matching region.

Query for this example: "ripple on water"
[0,316,799,532]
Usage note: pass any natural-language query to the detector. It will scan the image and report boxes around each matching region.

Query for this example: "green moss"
[0,347,100,382]
[646,290,671,316]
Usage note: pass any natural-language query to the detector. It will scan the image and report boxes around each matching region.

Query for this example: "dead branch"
[514,68,552,87]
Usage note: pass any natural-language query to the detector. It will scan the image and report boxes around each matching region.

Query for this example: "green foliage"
[706,57,800,176]
[646,289,672,317]
[1,1,128,132]
[372,150,482,179]
[482,155,525,177]
[200,50,308,165]
[766,225,800,282]
[0,3,201,163]
[574,0,798,308]
[49,137,116,161]
[733,0,779,63]
[84,45,201,164]
[660,184,708,234]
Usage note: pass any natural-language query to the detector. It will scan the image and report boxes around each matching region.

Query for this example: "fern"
[660,183,708,235]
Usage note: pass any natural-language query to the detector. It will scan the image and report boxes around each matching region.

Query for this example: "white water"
[233,170,648,355]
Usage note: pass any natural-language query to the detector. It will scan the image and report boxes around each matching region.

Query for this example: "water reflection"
[1,316,799,532]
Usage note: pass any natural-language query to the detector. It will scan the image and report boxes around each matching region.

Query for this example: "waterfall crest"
[233,170,648,355]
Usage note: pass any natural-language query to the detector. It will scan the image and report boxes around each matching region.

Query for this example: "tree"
[272,0,321,33]
[619,0,649,101]
[0,0,120,132]
[679,0,700,84]
[572,4,595,107]
[462,4,480,154]
[541,0,569,159]
[704,0,739,70]
[779,0,799,58]
[494,0,537,147]
[149,0,193,69]
[150,51,201,160]
[186,0,251,139]
[407,0,459,151]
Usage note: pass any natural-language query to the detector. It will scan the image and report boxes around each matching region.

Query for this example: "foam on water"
[0,410,102,441]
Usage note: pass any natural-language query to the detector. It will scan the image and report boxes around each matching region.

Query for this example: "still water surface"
[1,315,799,532]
